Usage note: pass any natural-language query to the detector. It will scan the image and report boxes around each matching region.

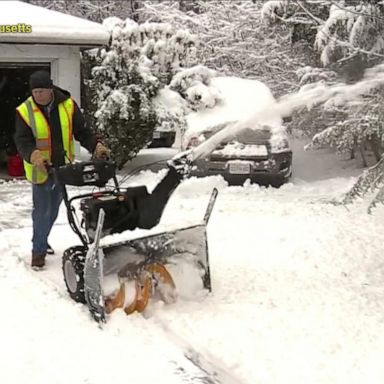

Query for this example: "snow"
[213,143,268,157]
[186,76,281,136]
[183,76,286,159]
[2,72,384,383]
[189,64,384,162]
[0,1,109,45]
[1,136,384,384]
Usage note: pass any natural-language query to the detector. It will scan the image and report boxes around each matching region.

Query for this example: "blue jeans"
[32,176,63,255]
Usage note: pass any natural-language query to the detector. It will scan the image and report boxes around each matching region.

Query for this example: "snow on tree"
[342,156,384,213]
[315,3,384,67]
[151,87,189,147]
[139,23,199,84]
[260,0,289,22]
[261,0,384,68]
[84,16,200,168]
[25,0,142,23]
[139,0,307,96]
[285,66,343,139]
[309,90,384,165]
[91,48,159,168]
[169,65,220,111]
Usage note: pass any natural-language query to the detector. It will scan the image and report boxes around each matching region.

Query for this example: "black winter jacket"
[14,86,97,167]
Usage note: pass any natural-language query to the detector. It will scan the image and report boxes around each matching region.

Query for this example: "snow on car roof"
[186,76,282,136]
[183,77,287,158]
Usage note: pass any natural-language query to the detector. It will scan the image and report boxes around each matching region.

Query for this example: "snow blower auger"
[54,154,217,323]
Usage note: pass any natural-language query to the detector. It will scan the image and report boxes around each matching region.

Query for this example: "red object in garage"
[7,153,24,177]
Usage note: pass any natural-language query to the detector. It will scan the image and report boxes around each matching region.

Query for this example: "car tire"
[270,176,287,188]
[62,245,87,303]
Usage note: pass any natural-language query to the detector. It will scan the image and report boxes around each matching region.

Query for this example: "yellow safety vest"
[16,96,75,184]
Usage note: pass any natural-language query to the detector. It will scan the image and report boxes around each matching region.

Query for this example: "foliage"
[261,0,384,68]
[89,18,199,168]
[139,0,309,96]
[24,0,142,22]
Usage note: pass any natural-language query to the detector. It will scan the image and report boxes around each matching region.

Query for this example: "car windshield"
[234,128,271,142]
[203,124,271,144]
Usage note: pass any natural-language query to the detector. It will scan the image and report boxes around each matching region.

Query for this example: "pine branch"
[342,156,384,204]
[368,184,384,213]
[330,1,384,21]
[318,30,384,60]
[294,0,324,25]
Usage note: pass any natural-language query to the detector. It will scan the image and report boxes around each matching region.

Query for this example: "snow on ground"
[1,139,384,383]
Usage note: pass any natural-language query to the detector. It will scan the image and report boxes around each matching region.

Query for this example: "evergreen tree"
[88,17,199,168]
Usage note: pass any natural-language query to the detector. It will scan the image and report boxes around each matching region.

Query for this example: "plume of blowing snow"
[191,64,384,161]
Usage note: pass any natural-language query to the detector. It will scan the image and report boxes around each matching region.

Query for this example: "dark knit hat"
[29,70,53,91]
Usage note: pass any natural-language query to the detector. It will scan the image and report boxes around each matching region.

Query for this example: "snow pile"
[184,76,284,160]
[170,65,220,111]
[213,142,268,157]
[186,76,281,135]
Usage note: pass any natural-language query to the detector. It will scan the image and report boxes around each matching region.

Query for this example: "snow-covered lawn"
[1,140,384,384]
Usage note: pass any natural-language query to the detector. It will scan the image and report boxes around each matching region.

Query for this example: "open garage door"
[0,63,50,179]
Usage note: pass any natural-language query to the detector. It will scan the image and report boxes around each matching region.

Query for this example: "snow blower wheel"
[62,246,87,303]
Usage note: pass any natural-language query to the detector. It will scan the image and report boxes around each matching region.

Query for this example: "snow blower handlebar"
[47,160,119,248]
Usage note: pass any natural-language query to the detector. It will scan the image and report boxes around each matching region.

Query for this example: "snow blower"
[54,154,217,323]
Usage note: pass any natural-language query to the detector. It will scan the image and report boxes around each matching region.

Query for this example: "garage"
[0,0,110,179]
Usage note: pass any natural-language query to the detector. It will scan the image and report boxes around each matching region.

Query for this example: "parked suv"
[184,123,292,186]
[148,129,176,148]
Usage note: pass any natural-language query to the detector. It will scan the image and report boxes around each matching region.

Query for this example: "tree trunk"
[368,134,383,163]
[359,141,367,167]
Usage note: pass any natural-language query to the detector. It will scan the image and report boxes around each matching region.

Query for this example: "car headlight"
[271,138,290,153]
[280,139,289,149]
[186,136,202,149]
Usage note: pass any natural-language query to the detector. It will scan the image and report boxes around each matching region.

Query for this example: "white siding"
[0,44,81,105]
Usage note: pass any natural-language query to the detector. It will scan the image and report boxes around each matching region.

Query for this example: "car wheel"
[270,176,287,188]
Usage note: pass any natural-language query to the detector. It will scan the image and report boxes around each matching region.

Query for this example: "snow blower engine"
[54,156,217,323]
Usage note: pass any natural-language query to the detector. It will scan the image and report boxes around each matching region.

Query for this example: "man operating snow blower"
[14,70,110,269]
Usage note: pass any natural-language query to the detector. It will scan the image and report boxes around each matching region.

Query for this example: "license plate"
[228,162,251,174]
[153,131,161,139]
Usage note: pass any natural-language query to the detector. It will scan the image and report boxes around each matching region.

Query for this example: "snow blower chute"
[54,154,217,323]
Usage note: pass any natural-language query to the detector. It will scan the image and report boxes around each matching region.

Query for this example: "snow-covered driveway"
[1,143,384,384]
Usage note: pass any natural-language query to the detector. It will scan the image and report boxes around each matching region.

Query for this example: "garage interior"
[0,63,50,179]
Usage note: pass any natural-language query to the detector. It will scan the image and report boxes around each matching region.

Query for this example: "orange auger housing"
[105,263,176,315]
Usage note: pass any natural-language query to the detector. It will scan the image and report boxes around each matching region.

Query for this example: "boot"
[47,243,54,255]
[31,252,46,268]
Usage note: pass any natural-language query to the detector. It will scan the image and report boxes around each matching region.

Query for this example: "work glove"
[94,142,111,160]
[30,149,48,173]
[167,150,194,179]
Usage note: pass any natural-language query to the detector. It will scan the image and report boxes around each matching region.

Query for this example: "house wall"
[0,44,81,105]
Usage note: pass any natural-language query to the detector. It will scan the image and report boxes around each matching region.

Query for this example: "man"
[14,70,109,269]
